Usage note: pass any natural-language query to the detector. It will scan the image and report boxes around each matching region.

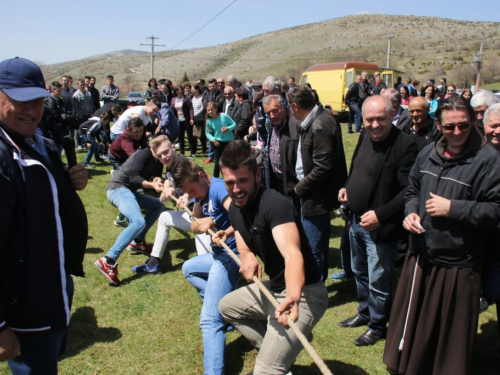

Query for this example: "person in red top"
[108,117,148,170]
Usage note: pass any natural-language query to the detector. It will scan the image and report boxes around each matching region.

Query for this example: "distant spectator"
[191,85,207,155]
[146,78,158,100]
[461,88,473,103]
[80,112,111,168]
[438,77,447,99]
[232,88,253,140]
[399,85,413,108]
[423,84,438,119]
[86,75,100,111]
[100,75,119,104]
[170,85,194,156]
[222,86,238,119]
[205,102,236,177]
[288,76,296,91]
[411,80,420,96]
[394,77,403,91]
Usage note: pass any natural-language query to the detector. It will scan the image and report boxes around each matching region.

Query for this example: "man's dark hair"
[128,117,144,129]
[149,97,161,109]
[172,158,205,190]
[100,112,112,122]
[208,78,217,84]
[435,96,474,124]
[91,76,96,80]
[112,103,123,113]
[287,86,316,110]
[67,75,73,80]
[219,140,258,175]
[51,81,62,90]
[235,88,249,100]
[107,75,114,80]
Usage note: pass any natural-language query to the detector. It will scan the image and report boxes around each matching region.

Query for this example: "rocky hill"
[40,14,500,94]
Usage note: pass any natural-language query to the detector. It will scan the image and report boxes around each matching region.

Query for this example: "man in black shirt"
[338,96,418,346]
[218,141,328,375]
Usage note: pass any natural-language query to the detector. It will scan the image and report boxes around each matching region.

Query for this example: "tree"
[181,72,190,83]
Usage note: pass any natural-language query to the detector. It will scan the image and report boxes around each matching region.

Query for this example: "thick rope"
[171,196,333,375]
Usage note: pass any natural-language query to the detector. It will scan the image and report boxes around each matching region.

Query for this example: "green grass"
[1,126,498,374]
[483,82,500,90]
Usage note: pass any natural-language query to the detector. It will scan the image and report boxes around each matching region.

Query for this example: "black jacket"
[344,82,360,103]
[203,90,224,112]
[265,110,301,209]
[400,118,439,152]
[222,99,238,119]
[233,99,253,140]
[295,105,348,216]
[406,129,500,267]
[348,126,418,243]
[0,125,87,332]
[395,108,412,131]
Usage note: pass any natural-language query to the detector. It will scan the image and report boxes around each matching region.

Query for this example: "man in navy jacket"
[0,57,88,373]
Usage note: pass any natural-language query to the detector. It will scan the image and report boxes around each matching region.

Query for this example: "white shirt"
[110,106,150,135]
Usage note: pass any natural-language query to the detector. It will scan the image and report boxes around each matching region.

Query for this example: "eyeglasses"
[224,93,232,96]
[217,81,224,84]
[442,123,471,131]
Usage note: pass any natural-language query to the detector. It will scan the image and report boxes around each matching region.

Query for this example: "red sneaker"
[203,158,212,164]
[94,257,120,285]
[126,240,152,255]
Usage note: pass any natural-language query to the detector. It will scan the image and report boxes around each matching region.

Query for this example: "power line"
[167,0,237,50]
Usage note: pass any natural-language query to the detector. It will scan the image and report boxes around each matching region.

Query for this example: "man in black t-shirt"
[217,141,328,375]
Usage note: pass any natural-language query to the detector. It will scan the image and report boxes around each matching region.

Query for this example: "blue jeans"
[348,102,361,132]
[8,276,74,375]
[208,141,214,160]
[110,132,119,142]
[301,212,331,282]
[106,188,164,261]
[340,221,354,277]
[349,215,397,336]
[182,249,240,374]
[83,137,98,164]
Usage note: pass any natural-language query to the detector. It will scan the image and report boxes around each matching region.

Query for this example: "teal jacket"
[206,113,236,142]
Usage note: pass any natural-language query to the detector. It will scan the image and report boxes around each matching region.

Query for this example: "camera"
[333,202,350,219]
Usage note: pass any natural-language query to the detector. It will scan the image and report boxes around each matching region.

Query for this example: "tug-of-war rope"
[171,195,333,375]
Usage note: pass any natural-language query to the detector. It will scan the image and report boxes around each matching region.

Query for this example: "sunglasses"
[442,123,471,131]
[217,81,224,84]
[224,93,232,96]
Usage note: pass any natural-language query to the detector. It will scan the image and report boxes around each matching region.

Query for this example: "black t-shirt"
[229,188,320,292]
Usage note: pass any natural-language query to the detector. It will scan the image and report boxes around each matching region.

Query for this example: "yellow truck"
[299,61,402,118]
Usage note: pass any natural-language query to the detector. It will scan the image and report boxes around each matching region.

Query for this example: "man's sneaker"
[131,262,160,274]
[84,163,96,169]
[94,257,120,285]
[95,157,105,162]
[126,240,152,255]
[113,216,129,227]
[77,145,83,152]
[203,158,212,164]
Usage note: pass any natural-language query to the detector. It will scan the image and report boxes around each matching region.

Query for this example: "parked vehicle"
[126,92,145,105]
[299,61,403,119]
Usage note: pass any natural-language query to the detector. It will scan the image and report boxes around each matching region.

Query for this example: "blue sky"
[1,0,498,65]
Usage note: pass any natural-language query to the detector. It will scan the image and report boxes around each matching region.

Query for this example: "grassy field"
[1,125,498,375]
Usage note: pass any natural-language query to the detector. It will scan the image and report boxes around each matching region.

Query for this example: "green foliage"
[181,72,190,83]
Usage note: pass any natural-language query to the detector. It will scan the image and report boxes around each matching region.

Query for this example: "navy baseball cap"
[0,57,48,102]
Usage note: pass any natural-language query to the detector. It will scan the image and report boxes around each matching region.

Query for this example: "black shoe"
[338,315,369,328]
[348,130,354,134]
[354,330,383,346]
[479,297,489,313]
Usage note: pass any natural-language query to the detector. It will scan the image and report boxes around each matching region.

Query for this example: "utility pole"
[141,36,165,78]
[474,31,484,92]
[386,34,394,69]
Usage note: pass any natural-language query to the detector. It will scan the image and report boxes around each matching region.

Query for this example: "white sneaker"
[77,145,83,152]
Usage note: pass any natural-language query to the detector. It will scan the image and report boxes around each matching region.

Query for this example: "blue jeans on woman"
[349,214,397,336]
[182,249,240,375]
[106,188,164,261]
